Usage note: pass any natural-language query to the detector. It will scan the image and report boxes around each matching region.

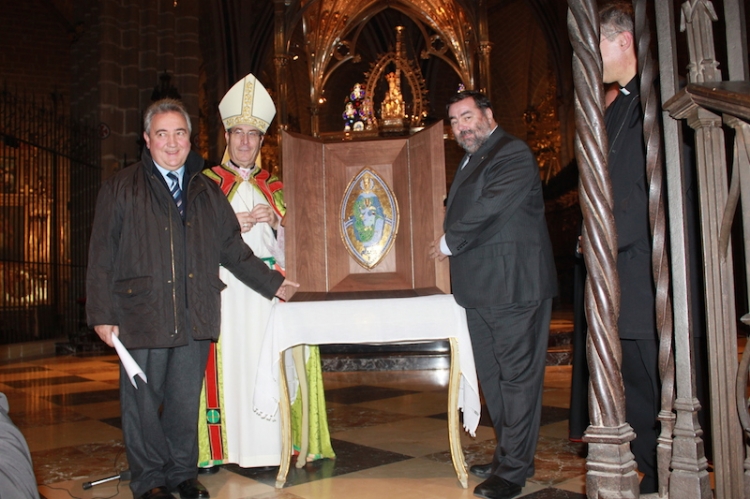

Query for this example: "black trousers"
[620,338,660,493]
[119,335,210,497]
[466,298,552,486]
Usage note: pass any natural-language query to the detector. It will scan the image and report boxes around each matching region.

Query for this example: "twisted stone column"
[567,1,638,496]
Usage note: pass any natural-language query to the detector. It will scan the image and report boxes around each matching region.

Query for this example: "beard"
[455,117,493,154]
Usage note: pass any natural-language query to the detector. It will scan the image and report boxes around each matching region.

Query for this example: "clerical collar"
[228,160,257,180]
[620,76,638,96]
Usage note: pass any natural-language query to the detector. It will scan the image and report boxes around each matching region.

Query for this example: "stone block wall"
[0,1,72,98]
[83,0,203,179]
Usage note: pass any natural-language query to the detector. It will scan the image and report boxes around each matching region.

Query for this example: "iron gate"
[0,87,101,345]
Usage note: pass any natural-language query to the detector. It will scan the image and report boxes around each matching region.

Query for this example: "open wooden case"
[281,122,449,301]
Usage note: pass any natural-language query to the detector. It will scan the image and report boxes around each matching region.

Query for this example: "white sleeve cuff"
[440,235,452,256]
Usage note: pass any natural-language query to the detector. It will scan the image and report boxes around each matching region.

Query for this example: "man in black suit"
[429,90,557,499]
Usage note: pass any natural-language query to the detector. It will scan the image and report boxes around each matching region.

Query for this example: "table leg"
[277,339,468,489]
[448,337,469,488]
[275,350,292,488]
[292,345,309,468]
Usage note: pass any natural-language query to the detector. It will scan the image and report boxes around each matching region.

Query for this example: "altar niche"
[281,121,449,301]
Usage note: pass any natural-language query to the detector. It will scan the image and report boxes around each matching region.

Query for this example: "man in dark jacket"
[86,99,297,499]
[428,90,557,499]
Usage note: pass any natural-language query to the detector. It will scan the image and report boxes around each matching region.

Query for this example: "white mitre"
[219,73,276,132]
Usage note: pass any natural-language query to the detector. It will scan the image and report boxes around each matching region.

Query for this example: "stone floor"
[2,343,592,499]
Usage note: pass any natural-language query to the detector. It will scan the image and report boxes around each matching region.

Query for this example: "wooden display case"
[281,121,449,301]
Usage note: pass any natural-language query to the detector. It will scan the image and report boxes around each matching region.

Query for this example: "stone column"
[567,1,638,496]
[477,0,492,99]
[653,0,712,497]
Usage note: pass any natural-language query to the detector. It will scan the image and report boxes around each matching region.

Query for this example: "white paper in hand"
[111,335,147,388]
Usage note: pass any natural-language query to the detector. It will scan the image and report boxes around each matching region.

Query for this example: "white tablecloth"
[253,294,481,435]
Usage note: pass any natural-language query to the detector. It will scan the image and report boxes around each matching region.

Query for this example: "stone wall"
[86,0,203,179]
[0,1,72,98]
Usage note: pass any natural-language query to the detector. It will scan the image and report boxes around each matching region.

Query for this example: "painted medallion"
[340,168,399,269]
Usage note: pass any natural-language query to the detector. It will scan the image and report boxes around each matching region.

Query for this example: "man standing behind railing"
[598,1,660,493]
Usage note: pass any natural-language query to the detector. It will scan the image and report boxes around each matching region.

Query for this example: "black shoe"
[138,486,173,499]
[473,475,522,499]
[175,478,210,499]
[197,466,220,475]
[470,462,493,479]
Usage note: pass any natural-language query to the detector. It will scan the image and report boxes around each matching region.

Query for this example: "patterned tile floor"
[1,352,588,499]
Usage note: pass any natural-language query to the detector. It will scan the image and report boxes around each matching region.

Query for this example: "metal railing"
[568,0,748,497]
[0,86,100,345]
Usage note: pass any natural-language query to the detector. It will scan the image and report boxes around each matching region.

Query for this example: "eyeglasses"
[230,129,263,140]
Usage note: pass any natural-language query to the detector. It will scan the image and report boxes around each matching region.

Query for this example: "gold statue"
[380,71,404,121]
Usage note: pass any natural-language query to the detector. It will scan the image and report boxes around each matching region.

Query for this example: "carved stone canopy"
[290,0,477,135]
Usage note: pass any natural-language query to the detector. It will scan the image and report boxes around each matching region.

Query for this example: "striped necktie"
[167,172,184,218]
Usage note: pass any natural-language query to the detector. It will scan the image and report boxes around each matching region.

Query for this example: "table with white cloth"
[253,294,480,488]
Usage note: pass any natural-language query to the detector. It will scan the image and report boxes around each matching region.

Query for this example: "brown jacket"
[86,148,285,349]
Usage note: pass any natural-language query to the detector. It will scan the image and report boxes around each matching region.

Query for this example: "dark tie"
[167,172,184,218]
